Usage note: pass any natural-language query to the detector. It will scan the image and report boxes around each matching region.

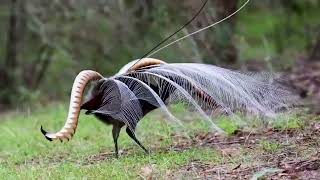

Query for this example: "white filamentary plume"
[111,60,297,133]
[145,0,250,58]
[42,58,298,144]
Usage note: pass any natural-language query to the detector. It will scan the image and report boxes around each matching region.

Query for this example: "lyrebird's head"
[80,78,122,114]
[80,79,104,114]
[41,70,104,142]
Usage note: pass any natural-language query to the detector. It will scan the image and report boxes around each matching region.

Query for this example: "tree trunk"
[32,47,54,90]
[1,0,19,104]
[213,0,238,65]
[5,0,18,69]
[309,33,320,61]
[127,0,154,35]
[182,0,238,65]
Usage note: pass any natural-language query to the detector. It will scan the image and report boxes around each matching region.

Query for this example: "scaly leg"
[112,125,121,158]
[126,127,149,154]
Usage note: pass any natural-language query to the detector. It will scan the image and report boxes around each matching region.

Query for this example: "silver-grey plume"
[41,58,298,157]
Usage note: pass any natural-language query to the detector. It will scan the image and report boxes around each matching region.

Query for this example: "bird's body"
[81,77,160,157]
[41,58,297,157]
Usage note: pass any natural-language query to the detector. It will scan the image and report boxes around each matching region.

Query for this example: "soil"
[70,121,320,179]
[288,60,320,114]
[165,122,320,179]
[21,121,320,179]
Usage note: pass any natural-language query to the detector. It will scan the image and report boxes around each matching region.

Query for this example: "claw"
[40,126,53,141]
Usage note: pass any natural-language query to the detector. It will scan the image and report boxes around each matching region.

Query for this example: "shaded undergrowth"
[0,104,318,179]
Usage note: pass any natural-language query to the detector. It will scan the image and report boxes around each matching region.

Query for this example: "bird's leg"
[126,127,149,154]
[112,125,121,158]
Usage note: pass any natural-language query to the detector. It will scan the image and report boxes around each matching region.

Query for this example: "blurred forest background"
[0,0,319,111]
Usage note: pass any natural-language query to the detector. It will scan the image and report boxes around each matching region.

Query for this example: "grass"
[0,104,222,179]
[0,104,317,179]
[2,148,220,179]
[259,140,282,153]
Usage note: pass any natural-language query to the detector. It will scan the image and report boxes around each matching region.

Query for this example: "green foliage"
[271,113,302,130]
[259,140,282,153]
[0,1,319,106]
[217,118,240,135]
[237,2,319,68]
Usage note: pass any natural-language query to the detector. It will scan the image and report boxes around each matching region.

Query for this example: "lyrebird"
[41,58,296,157]
[40,0,296,157]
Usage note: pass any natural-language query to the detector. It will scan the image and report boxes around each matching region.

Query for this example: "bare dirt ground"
[289,60,320,114]
[164,122,320,179]
[67,120,320,179]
